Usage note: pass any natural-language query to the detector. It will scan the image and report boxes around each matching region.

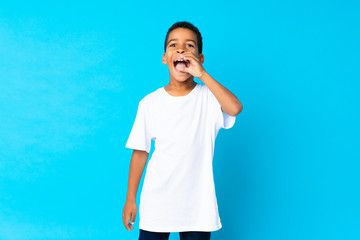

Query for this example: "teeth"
[175,59,185,62]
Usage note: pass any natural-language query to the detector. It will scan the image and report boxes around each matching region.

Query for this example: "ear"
[162,52,167,64]
[199,53,204,64]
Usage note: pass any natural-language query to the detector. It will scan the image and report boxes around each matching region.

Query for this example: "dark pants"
[139,229,211,240]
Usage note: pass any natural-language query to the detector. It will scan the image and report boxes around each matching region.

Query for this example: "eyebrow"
[167,39,197,46]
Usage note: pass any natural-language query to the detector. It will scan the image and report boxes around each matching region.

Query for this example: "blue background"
[0,1,359,239]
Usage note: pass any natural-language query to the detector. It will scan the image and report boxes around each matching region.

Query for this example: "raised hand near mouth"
[177,52,206,78]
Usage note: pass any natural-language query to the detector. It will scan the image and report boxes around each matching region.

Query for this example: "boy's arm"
[199,71,243,116]
[126,149,149,201]
[122,149,149,231]
[179,52,243,116]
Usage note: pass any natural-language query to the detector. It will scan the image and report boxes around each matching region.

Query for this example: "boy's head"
[162,21,204,81]
[164,21,203,55]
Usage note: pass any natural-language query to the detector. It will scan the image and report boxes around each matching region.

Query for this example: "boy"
[123,21,243,240]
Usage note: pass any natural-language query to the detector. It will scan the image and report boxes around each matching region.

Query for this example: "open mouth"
[173,59,190,70]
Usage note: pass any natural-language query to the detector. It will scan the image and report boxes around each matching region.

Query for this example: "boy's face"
[162,28,204,82]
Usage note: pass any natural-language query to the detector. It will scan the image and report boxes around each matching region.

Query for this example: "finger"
[128,222,134,230]
[181,53,204,71]
[122,211,126,227]
[185,56,199,67]
[130,211,136,225]
[180,53,199,63]
[122,213,131,231]
[128,212,135,231]
[179,57,198,75]
[180,53,197,61]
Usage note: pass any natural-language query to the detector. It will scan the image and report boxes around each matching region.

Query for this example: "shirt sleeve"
[206,85,236,130]
[125,100,152,153]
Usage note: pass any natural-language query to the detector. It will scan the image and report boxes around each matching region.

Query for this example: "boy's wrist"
[126,194,136,202]
[198,71,209,81]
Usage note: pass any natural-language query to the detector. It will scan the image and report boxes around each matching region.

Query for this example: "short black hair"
[164,21,203,54]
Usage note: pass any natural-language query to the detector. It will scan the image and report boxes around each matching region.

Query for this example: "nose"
[176,49,185,54]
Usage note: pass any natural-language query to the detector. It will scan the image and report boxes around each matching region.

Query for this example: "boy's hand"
[122,199,137,231]
[178,52,206,78]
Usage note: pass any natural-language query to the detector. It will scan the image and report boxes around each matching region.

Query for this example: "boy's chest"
[150,99,214,142]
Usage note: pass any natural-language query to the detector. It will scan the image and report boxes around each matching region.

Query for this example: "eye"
[169,43,176,47]
[187,44,194,48]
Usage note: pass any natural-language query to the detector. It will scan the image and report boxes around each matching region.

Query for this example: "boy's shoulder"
[138,86,163,106]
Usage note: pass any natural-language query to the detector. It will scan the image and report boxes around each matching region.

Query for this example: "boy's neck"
[165,78,197,91]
